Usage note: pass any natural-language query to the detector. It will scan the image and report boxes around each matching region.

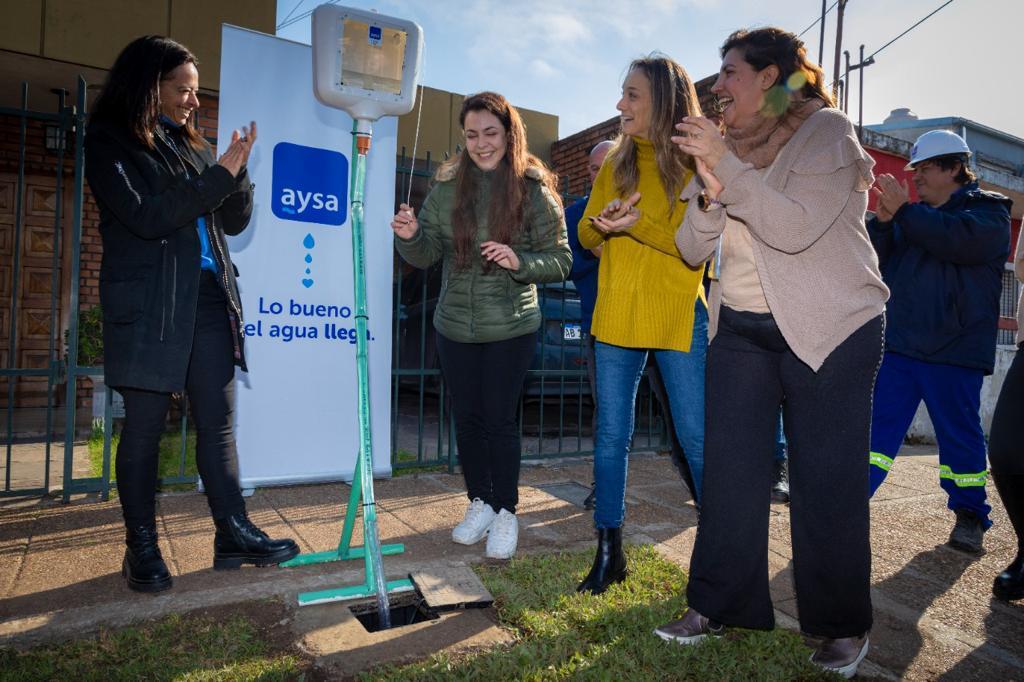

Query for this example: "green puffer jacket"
[395,164,571,343]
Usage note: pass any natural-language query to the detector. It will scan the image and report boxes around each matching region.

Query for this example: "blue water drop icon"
[304,254,312,263]
[305,268,311,274]
[303,233,315,249]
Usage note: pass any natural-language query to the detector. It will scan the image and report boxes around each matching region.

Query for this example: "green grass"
[363,545,837,681]
[0,611,303,682]
[391,448,447,476]
[87,425,199,484]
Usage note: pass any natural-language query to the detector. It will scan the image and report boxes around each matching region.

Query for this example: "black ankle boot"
[122,524,172,593]
[993,552,1024,601]
[992,473,1024,601]
[213,513,299,570]
[576,527,627,595]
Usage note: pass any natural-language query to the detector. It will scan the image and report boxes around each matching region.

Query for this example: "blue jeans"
[593,302,707,528]
[774,409,787,462]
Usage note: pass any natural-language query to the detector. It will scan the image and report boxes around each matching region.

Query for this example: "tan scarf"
[724,98,825,169]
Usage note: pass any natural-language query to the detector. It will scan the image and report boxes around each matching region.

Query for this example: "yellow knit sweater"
[578,138,705,352]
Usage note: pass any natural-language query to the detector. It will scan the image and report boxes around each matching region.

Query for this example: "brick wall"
[550,116,620,200]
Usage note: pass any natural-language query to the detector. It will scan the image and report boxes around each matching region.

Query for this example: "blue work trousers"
[869,352,991,526]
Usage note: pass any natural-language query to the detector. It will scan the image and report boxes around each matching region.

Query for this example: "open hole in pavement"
[349,592,439,633]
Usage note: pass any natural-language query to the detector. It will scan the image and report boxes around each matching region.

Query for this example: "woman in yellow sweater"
[575,55,707,595]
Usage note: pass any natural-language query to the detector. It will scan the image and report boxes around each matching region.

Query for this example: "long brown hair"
[91,35,207,150]
[437,92,560,271]
[720,28,835,117]
[606,55,700,204]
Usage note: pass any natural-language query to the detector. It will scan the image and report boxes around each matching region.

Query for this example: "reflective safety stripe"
[938,465,988,487]
[869,451,893,471]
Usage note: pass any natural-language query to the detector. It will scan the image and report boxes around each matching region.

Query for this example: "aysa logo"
[272,142,348,226]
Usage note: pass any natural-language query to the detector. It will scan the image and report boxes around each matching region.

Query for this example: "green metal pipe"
[5,82,29,491]
[350,120,390,627]
[62,77,87,504]
[44,89,70,494]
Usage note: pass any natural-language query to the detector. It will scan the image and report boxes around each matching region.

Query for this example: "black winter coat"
[85,119,253,392]
[867,182,1012,374]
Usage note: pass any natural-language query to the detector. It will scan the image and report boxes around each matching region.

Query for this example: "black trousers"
[116,271,246,528]
[687,307,883,638]
[989,347,1024,475]
[436,330,535,514]
[986,345,1024,551]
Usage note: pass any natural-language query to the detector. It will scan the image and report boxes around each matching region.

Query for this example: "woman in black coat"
[85,35,297,593]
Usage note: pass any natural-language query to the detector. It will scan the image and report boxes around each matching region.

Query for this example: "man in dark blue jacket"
[868,130,1013,553]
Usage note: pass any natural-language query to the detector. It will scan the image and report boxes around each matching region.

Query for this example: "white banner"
[218,25,396,486]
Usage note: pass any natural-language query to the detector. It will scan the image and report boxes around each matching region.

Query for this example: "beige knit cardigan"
[676,108,889,371]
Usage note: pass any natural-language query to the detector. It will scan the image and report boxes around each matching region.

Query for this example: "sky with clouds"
[276,0,1023,143]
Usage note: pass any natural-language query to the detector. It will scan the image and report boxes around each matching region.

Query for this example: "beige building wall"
[0,2,558,160]
[0,0,274,94]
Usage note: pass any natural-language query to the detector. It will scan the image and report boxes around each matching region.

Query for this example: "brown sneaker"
[653,608,724,645]
[810,635,869,679]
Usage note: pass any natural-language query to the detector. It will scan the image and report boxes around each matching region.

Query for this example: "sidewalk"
[1,445,1022,679]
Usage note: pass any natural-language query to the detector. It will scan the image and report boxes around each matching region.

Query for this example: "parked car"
[393,263,589,400]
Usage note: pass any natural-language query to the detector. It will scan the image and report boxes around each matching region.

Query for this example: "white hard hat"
[904,130,972,170]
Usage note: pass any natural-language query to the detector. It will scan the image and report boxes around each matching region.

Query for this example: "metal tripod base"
[280,543,406,568]
[297,577,415,607]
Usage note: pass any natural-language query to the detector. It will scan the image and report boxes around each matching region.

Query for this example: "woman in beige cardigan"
[656,28,889,679]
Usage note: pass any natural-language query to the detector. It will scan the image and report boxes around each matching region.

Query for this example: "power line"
[867,0,956,60]
[826,0,957,89]
[798,0,840,38]
[277,0,341,32]
[277,0,307,29]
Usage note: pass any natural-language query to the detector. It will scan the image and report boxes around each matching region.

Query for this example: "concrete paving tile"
[518,459,593,486]
[1,502,125,618]
[617,452,693,489]
[866,596,1024,681]
[876,456,944,496]
[868,483,1015,574]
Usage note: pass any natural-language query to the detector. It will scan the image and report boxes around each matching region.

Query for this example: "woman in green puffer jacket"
[392,91,571,560]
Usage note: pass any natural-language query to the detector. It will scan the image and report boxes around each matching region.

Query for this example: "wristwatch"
[697,191,722,212]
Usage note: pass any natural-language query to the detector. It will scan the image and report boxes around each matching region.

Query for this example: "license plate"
[563,323,582,341]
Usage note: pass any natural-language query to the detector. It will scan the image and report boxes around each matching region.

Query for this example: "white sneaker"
[485,509,519,559]
[452,498,496,545]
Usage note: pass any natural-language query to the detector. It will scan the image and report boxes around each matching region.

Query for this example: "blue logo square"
[271,142,348,226]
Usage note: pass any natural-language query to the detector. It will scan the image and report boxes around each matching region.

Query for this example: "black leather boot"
[122,524,172,593]
[993,552,1024,601]
[992,473,1024,601]
[576,527,627,595]
[213,513,299,570]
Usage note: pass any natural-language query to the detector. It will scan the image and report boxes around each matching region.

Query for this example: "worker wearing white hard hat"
[866,126,1012,558]
[904,129,972,170]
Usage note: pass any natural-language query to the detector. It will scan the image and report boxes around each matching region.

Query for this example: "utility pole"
[853,45,875,141]
[832,0,848,103]
[818,0,827,66]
